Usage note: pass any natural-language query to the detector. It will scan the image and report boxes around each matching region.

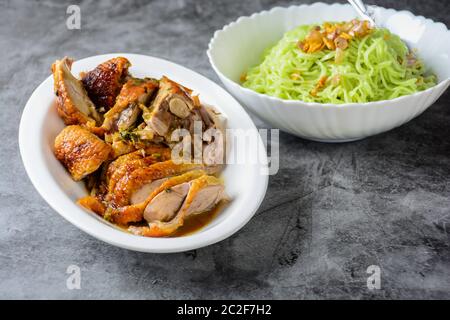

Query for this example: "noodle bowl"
[208,3,450,141]
[242,22,436,104]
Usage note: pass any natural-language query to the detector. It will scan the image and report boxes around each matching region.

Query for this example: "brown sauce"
[119,201,228,237]
[170,201,228,237]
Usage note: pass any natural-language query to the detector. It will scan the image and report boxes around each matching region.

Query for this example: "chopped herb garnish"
[103,212,113,222]
[120,130,139,142]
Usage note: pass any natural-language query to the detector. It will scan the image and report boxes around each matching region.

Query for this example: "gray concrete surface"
[0,0,449,299]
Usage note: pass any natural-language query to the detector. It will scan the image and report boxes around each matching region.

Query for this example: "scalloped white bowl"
[19,53,268,253]
[207,3,450,142]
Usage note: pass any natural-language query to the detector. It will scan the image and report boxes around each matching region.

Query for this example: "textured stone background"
[0,0,449,299]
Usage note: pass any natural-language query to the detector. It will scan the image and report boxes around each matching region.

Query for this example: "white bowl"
[207,3,450,142]
[19,53,268,253]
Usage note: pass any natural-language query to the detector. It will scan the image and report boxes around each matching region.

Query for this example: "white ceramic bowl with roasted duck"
[19,53,268,253]
[207,3,450,142]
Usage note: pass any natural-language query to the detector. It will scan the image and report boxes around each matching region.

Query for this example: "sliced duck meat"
[52,57,102,127]
[116,103,140,132]
[143,182,190,222]
[54,125,112,181]
[108,170,205,225]
[81,57,131,111]
[102,77,159,132]
[201,105,227,166]
[130,178,168,205]
[141,77,227,166]
[185,184,225,216]
[144,76,197,138]
[128,175,227,237]
[110,160,222,207]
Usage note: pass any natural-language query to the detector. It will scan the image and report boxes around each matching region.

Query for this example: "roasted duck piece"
[78,196,106,216]
[109,159,221,207]
[105,144,171,195]
[102,77,159,132]
[197,105,227,166]
[142,77,226,164]
[102,78,160,158]
[78,144,171,217]
[107,170,205,225]
[52,57,102,127]
[144,76,197,138]
[81,57,131,111]
[129,175,227,237]
[54,125,112,181]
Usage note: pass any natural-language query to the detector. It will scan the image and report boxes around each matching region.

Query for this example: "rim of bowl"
[19,53,269,253]
[207,2,450,109]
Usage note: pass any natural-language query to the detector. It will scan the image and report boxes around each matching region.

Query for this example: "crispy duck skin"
[81,57,131,110]
[105,144,171,196]
[128,175,227,237]
[110,160,221,207]
[110,140,138,159]
[54,125,112,181]
[102,77,159,132]
[86,144,172,222]
[105,152,144,186]
[108,170,205,225]
[52,57,101,127]
[78,196,107,216]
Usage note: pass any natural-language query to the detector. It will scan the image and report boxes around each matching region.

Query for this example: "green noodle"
[242,24,437,104]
